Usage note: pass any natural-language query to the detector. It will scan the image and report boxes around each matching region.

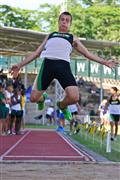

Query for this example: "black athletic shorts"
[33,58,77,91]
[109,114,120,122]
[71,111,78,116]
[11,110,23,118]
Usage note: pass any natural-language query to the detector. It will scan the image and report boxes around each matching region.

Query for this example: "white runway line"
[5,155,83,159]
[58,132,95,162]
[1,130,95,161]
[0,131,30,161]
[58,132,84,156]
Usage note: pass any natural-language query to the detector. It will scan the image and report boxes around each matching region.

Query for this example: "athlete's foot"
[38,92,48,110]
[111,136,114,141]
[57,101,72,121]
[56,126,64,132]
[75,128,80,134]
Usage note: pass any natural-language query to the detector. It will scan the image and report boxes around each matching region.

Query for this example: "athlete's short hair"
[111,87,118,92]
[58,11,72,23]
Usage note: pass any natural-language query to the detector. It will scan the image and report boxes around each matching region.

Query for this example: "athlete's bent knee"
[30,93,38,103]
[69,94,79,104]
[30,95,37,103]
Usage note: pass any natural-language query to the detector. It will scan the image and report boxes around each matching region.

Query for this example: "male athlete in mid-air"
[10,11,118,121]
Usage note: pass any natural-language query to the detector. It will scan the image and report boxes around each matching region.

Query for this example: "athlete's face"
[58,14,72,33]
[110,88,117,95]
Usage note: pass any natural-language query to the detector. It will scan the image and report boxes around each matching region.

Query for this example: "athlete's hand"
[10,64,21,78]
[104,60,119,68]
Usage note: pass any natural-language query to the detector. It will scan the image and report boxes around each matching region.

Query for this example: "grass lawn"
[70,131,120,162]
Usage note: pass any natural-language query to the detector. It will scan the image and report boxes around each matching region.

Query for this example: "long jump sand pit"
[1,162,120,180]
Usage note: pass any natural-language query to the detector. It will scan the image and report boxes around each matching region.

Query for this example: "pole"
[100,73,103,103]
[99,50,104,103]
[24,65,28,89]
[106,130,111,153]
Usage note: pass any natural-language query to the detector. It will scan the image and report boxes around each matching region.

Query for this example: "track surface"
[0,130,95,162]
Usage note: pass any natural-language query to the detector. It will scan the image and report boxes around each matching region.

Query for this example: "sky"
[0,0,64,10]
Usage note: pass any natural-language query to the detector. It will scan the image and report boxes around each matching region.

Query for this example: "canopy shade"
[0,26,119,56]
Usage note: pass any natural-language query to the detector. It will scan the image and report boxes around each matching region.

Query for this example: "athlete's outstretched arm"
[10,35,49,78]
[73,36,118,68]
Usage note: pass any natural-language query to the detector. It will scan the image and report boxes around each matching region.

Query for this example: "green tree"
[0,2,119,58]
[37,0,86,36]
[0,5,40,30]
[85,5,120,41]
[96,0,118,5]
[81,0,94,6]
[36,0,120,58]
[82,0,119,5]
[37,3,59,32]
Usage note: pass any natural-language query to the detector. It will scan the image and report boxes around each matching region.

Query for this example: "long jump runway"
[0,130,95,162]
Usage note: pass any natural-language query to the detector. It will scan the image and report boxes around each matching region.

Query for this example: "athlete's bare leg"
[59,86,79,109]
[115,121,118,137]
[30,90,45,103]
[110,121,114,137]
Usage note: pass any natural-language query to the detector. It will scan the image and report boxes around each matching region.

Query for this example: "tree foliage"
[0,5,40,30]
[85,5,120,41]
[82,0,119,6]
[0,1,119,57]
[36,0,120,57]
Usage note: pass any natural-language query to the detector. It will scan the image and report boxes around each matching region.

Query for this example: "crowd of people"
[0,74,26,136]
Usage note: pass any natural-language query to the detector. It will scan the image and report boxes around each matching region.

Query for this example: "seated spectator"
[77,77,84,87]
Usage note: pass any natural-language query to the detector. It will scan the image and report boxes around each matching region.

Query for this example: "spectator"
[0,83,9,135]
[46,106,54,125]
[99,99,108,126]
[77,77,84,87]
[21,89,26,130]
[106,87,120,141]
[10,88,23,135]
[68,103,81,134]
[4,82,13,134]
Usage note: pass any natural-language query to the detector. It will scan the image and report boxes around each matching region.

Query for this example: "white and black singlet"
[108,95,120,122]
[33,32,77,91]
